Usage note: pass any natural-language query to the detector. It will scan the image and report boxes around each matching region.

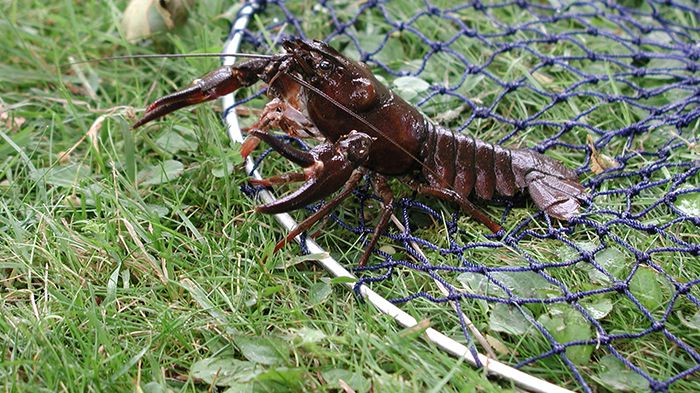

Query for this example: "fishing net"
[228,1,699,391]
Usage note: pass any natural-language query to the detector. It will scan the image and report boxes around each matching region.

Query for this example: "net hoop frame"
[219,3,574,392]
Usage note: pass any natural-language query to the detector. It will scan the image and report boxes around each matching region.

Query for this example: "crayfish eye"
[318,60,332,71]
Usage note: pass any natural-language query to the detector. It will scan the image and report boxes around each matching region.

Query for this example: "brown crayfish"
[133,39,587,266]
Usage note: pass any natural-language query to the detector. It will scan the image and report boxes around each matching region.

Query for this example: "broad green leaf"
[0,127,31,158]
[538,307,593,365]
[675,190,700,216]
[588,247,628,284]
[595,355,650,392]
[81,183,108,206]
[31,164,91,187]
[146,204,169,218]
[329,276,357,285]
[679,310,700,330]
[105,264,120,305]
[277,252,329,269]
[629,268,668,311]
[322,369,371,393]
[190,357,261,386]
[581,297,613,320]
[378,245,396,255]
[293,327,326,344]
[485,335,511,355]
[222,383,253,393]
[141,381,171,393]
[491,271,557,298]
[393,76,431,101]
[261,285,282,297]
[309,281,332,305]
[457,272,504,296]
[489,303,533,335]
[155,126,198,153]
[212,162,236,178]
[254,367,305,384]
[212,150,243,178]
[137,160,184,186]
[235,335,289,365]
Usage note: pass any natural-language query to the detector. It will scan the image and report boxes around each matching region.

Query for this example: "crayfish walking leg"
[248,130,398,265]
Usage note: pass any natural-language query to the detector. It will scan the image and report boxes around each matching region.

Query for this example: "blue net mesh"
[228,1,700,391]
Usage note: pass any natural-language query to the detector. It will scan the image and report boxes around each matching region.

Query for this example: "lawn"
[1,0,699,392]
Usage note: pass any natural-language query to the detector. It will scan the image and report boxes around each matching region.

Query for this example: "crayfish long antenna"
[61,52,279,68]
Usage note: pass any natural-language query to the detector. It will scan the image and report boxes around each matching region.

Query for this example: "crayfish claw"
[133,58,276,129]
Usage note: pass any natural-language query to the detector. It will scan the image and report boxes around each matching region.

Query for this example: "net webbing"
[228,1,700,391]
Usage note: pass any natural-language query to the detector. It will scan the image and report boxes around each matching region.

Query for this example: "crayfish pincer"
[133,38,587,267]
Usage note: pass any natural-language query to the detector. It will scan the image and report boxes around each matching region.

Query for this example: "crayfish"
[133,39,586,267]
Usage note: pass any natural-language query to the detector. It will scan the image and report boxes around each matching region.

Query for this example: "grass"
[2,0,699,392]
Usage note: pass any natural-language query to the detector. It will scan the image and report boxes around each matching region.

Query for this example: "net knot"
[598,334,611,345]
[431,42,444,52]
[649,381,668,392]
[686,63,698,73]
[632,52,649,64]
[637,253,651,263]
[645,226,659,235]
[613,281,628,293]
[587,27,599,36]
[428,6,441,16]
[472,1,485,11]
[546,35,559,44]
[474,107,489,119]
[651,321,664,332]
[565,292,581,303]
[504,82,520,92]
[690,245,700,256]
[688,48,700,61]
[552,343,566,354]
[675,283,691,295]
[634,68,647,78]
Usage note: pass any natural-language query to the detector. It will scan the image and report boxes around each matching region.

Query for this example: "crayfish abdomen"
[421,124,585,221]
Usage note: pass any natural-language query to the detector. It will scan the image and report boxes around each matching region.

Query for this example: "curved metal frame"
[220,4,572,392]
